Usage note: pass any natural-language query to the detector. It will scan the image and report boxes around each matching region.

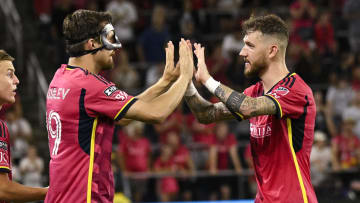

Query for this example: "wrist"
[185,81,197,96]
[204,77,220,94]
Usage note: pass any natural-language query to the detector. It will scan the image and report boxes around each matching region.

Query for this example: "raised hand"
[179,38,194,80]
[193,43,211,84]
[162,41,180,82]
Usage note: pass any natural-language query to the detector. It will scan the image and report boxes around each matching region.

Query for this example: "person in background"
[117,121,150,202]
[0,50,47,202]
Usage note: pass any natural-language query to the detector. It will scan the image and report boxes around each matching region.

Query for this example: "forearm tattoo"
[213,84,277,118]
[185,93,233,123]
[225,91,246,114]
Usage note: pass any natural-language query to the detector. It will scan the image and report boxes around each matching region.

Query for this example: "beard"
[244,57,267,78]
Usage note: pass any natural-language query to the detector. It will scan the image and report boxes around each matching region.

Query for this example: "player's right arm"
[0,172,48,202]
[124,39,193,124]
[185,88,235,124]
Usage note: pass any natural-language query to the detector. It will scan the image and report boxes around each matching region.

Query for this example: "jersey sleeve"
[265,86,309,119]
[0,122,11,173]
[85,82,138,121]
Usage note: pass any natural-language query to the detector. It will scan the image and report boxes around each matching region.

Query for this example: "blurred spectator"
[154,106,185,144]
[343,0,360,53]
[145,62,165,87]
[210,122,242,174]
[331,118,360,171]
[221,23,244,62]
[289,0,317,52]
[314,91,336,137]
[326,75,354,125]
[51,0,76,40]
[352,65,360,91]
[186,113,216,170]
[137,4,170,63]
[154,144,179,202]
[206,43,230,85]
[343,90,360,138]
[110,49,140,94]
[106,0,138,43]
[5,102,32,161]
[314,10,336,55]
[19,146,44,187]
[117,121,151,202]
[244,143,256,196]
[166,131,195,201]
[208,122,242,200]
[310,131,331,188]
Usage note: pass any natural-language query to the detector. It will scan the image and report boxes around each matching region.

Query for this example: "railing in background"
[27,53,48,126]
[0,0,23,73]
[0,0,48,126]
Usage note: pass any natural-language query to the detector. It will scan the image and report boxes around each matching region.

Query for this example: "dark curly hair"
[63,9,112,56]
[242,14,289,46]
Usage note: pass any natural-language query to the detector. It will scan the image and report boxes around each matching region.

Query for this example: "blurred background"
[1,0,360,202]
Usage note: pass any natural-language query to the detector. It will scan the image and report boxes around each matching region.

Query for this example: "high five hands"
[163,39,209,84]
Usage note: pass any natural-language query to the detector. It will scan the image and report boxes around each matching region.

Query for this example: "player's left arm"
[213,84,277,119]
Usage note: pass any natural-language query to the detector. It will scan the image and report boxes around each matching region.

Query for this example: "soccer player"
[45,10,194,203]
[0,50,48,202]
[185,14,318,203]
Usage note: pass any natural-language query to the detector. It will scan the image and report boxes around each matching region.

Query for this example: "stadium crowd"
[1,0,360,202]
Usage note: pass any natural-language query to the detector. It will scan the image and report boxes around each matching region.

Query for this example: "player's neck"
[260,61,289,93]
[68,56,101,74]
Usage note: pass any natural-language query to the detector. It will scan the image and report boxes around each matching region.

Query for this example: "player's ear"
[268,45,278,59]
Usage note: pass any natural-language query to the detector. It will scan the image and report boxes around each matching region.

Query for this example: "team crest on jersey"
[0,141,8,151]
[274,86,289,96]
[104,85,118,96]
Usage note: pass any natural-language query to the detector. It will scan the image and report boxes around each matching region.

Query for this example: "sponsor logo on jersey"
[104,85,118,96]
[250,123,272,138]
[274,86,289,96]
[0,141,8,151]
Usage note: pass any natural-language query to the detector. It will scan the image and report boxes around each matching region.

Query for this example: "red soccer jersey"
[0,120,12,203]
[173,145,190,170]
[45,65,137,203]
[214,134,237,170]
[154,158,179,194]
[332,134,360,168]
[243,73,318,203]
[119,136,150,172]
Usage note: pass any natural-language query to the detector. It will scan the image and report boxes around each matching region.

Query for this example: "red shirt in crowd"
[119,136,150,172]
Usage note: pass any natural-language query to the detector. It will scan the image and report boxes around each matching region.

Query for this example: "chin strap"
[68,45,105,57]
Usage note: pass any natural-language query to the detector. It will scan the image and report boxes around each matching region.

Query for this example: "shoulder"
[244,82,263,97]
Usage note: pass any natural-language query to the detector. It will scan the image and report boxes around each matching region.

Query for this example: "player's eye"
[7,71,13,78]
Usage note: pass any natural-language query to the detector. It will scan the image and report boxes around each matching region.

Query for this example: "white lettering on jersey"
[250,123,272,138]
[47,87,70,100]
[47,111,62,156]
[0,151,8,164]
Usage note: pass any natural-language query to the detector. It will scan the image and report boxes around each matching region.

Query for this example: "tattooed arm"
[185,91,234,124]
[214,84,277,119]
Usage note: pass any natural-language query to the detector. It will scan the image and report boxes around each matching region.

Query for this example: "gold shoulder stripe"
[87,118,98,203]
[114,97,136,120]
[266,94,283,118]
[287,118,308,203]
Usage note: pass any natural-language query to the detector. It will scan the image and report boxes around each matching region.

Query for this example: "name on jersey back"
[47,87,70,100]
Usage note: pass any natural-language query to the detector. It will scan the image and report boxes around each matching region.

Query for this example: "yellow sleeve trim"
[87,118,98,203]
[0,166,10,170]
[266,94,283,118]
[235,112,244,120]
[113,97,136,120]
[287,118,308,203]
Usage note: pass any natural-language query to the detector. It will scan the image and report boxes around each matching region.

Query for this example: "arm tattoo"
[185,93,233,123]
[213,84,277,118]
[225,91,246,114]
